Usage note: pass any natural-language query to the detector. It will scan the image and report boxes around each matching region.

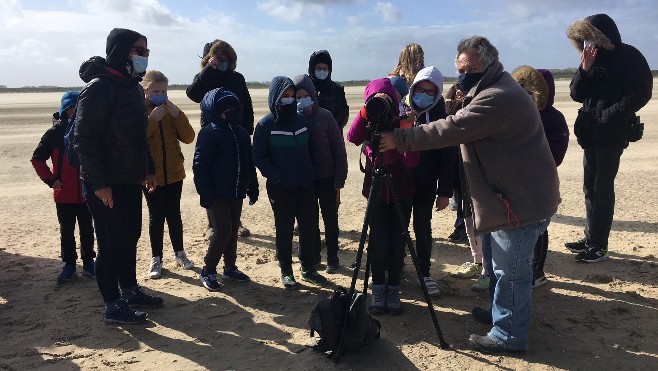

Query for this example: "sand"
[0,81,656,370]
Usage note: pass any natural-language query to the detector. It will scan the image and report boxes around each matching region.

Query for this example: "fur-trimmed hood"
[566,13,621,52]
[511,66,551,110]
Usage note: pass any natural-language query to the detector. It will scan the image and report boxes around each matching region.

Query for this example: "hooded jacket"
[293,74,348,189]
[308,50,350,130]
[186,42,255,134]
[567,13,653,149]
[512,66,570,166]
[253,76,315,188]
[74,28,155,190]
[393,61,560,235]
[145,99,195,186]
[347,78,419,202]
[193,88,258,208]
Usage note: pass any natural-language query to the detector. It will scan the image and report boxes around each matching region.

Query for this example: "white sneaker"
[422,276,441,297]
[175,251,194,270]
[149,257,162,279]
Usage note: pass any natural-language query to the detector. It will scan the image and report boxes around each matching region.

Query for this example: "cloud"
[257,0,325,24]
[374,2,401,23]
[80,0,181,26]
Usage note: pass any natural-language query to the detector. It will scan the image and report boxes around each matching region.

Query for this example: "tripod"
[332,129,449,363]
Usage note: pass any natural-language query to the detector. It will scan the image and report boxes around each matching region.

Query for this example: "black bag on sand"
[309,286,381,355]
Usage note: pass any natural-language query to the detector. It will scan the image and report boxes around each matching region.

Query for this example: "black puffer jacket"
[74,56,154,189]
[567,14,653,149]
[308,50,350,130]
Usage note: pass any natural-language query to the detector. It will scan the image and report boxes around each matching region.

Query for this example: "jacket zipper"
[158,121,168,185]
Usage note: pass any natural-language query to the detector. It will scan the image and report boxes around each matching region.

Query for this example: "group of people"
[30,12,652,355]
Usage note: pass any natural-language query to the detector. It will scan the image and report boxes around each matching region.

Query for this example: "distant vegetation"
[2,69,657,92]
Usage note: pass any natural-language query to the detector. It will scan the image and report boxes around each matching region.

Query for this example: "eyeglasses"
[414,87,437,96]
[131,46,150,57]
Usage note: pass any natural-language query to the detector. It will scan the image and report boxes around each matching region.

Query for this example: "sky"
[1,0,657,88]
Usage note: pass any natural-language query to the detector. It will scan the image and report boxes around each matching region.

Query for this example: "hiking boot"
[453,262,481,278]
[386,285,403,315]
[469,334,524,354]
[222,266,250,282]
[472,306,493,325]
[532,274,549,289]
[369,284,386,315]
[238,221,251,238]
[57,263,76,283]
[149,257,162,279]
[448,227,468,244]
[471,274,490,291]
[420,276,440,297]
[325,258,339,274]
[300,267,327,286]
[174,251,194,270]
[576,246,609,263]
[81,260,95,279]
[565,238,590,253]
[200,268,222,292]
[104,299,147,325]
[281,273,298,290]
[121,285,164,308]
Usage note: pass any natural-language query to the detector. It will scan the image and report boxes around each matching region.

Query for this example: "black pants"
[85,183,142,304]
[205,198,242,271]
[412,183,436,277]
[532,229,549,275]
[313,177,340,265]
[143,180,184,258]
[453,184,464,229]
[370,199,412,286]
[56,203,95,264]
[267,183,317,273]
[583,147,623,248]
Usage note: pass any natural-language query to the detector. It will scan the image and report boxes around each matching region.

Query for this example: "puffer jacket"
[393,61,560,235]
[308,50,350,130]
[74,56,155,190]
[567,14,653,149]
[145,100,195,186]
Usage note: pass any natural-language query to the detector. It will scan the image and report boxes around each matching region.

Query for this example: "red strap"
[501,197,520,228]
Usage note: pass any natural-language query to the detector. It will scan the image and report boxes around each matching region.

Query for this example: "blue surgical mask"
[218,61,229,72]
[148,95,167,106]
[457,72,485,93]
[315,70,329,80]
[280,97,295,105]
[412,93,434,109]
[297,97,313,110]
[131,55,148,76]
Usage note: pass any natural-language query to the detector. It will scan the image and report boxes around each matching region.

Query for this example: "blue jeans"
[482,219,549,350]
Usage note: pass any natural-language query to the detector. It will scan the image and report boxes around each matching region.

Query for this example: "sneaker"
[386,285,403,315]
[104,299,147,325]
[421,276,441,297]
[453,262,481,278]
[200,268,222,292]
[369,284,386,315]
[448,197,458,211]
[565,238,590,253]
[348,261,358,270]
[174,251,194,270]
[149,257,162,279]
[532,274,549,289]
[300,267,327,286]
[448,227,468,244]
[57,263,76,283]
[81,261,95,279]
[469,334,524,354]
[325,258,339,274]
[238,222,251,237]
[576,246,609,263]
[222,266,250,282]
[281,273,298,290]
[471,274,490,291]
[121,285,164,308]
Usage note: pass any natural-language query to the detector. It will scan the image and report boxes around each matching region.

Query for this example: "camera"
[365,95,400,131]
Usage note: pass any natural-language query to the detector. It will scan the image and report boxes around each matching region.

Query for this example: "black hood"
[308,50,333,83]
[79,56,109,83]
[586,14,621,46]
[105,28,146,77]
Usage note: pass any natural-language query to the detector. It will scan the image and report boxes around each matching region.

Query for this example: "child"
[253,76,326,289]
[347,78,419,315]
[31,91,96,283]
[389,43,425,86]
[193,87,258,291]
[142,70,196,279]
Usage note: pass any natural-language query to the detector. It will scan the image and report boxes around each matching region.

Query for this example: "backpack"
[308,286,381,357]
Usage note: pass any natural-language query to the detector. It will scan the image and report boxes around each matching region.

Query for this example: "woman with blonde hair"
[389,43,425,86]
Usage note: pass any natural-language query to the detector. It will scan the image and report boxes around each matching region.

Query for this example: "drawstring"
[500,196,520,228]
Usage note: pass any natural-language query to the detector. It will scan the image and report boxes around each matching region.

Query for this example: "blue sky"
[1,0,656,87]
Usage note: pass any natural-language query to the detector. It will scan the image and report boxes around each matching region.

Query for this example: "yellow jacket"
[146,101,196,186]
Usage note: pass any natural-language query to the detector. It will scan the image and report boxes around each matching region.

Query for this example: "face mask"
[297,97,313,110]
[412,92,434,109]
[218,61,229,72]
[130,55,148,76]
[148,95,167,106]
[280,97,295,105]
[315,70,329,80]
[457,72,485,93]
[223,109,244,126]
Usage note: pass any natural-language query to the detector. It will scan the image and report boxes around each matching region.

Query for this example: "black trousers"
[85,183,142,304]
[370,199,412,286]
[583,147,623,248]
[267,183,317,273]
[205,198,243,271]
[532,229,549,275]
[55,203,95,264]
[313,177,340,265]
[412,183,436,277]
[143,180,184,258]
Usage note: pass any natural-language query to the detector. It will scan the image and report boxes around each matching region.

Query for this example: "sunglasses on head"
[131,46,150,57]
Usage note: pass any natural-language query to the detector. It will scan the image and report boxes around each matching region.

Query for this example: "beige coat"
[393,61,560,234]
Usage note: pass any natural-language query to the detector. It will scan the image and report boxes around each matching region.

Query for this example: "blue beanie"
[59,91,80,117]
[388,76,409,98]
